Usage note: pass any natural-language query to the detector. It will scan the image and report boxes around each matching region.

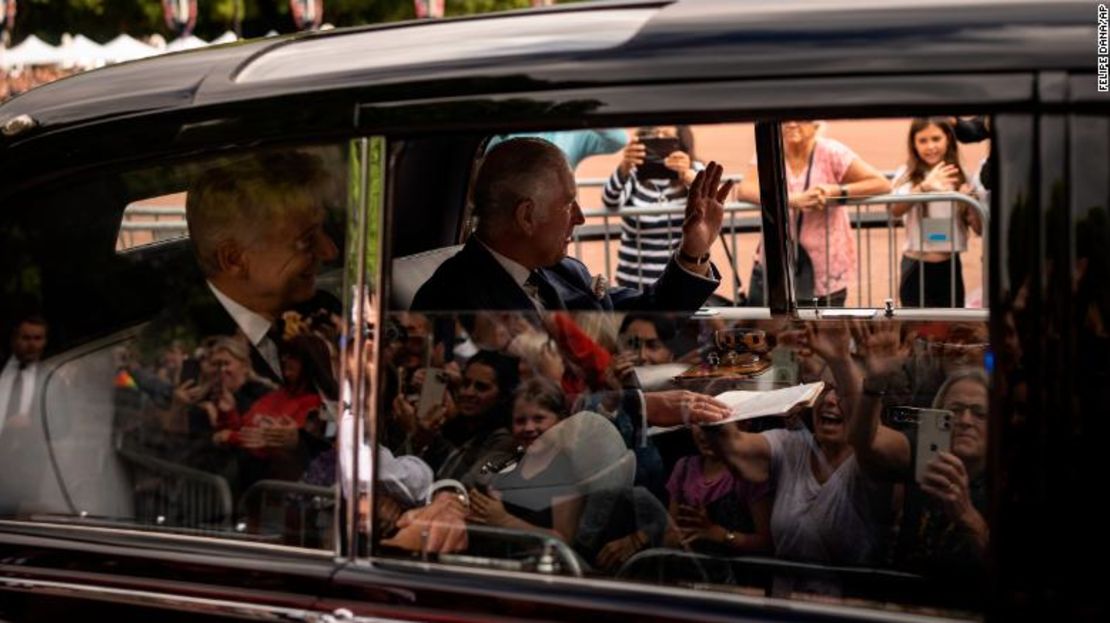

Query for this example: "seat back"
[391,245,463,309]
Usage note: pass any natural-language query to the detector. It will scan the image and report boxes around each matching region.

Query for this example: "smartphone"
[180,358,201,384]
[637,137,680,180]
[416,367,449,422]
[890,407,954,484]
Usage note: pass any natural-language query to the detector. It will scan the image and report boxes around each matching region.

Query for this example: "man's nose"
[572,201,585,226]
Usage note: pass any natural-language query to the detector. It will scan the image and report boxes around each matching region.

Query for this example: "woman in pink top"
[738,121,891,306]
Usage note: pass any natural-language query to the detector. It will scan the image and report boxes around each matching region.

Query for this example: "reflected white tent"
[60,34,106,69]
[165,34,208,52]
[209,31,238,45]
[101,34,159,63]
[3,34,61,68]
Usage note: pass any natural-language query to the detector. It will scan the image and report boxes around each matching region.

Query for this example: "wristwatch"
[724,530,737,545]
[678,249,711,266]
[839,184,849,203]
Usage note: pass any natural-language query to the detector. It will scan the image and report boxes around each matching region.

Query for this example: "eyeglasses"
[946,402,987,420]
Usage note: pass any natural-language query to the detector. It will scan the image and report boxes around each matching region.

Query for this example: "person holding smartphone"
[603,126,704,289]
[815,322,990,576]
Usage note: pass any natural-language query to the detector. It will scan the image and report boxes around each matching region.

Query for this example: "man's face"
[532,166,584,267]
[11,322,47,365]
[243,204,338,314]
[620,320,673,365]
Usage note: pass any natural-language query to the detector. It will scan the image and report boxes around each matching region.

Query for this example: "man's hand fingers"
[688,167,705,200]
[716,178,735,203]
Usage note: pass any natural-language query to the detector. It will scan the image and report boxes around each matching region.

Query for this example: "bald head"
[473,138,572,237]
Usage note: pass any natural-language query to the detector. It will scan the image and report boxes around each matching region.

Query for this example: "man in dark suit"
[132,152,341,483]
[144,151,341,385]
[411,138,733,312]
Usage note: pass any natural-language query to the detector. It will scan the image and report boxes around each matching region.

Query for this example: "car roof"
[1,0,1093,126]
[0,0,1093,188]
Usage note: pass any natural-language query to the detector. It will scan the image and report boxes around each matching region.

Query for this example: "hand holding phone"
[637,137,681,180]
[891,407,954,483]
[417,367,450,423]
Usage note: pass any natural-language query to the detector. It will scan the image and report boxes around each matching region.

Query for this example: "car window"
[371,121,994,618]
[0,142,362,551]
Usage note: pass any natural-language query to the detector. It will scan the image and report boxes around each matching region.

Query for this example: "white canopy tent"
[100,34,159,64]
[3,34,62,68]
[165,35,208,53]
[209,31,238,45]
[59,34,107,69]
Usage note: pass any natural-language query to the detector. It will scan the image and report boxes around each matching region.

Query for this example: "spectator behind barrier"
[603,126,704,289]
[737,121,891,307]
[891,118,984,308]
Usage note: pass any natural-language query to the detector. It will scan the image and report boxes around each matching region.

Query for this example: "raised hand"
[852,320,909,378]
[922,163,960,192]
[680,161,733,259]
[804,320,852,364]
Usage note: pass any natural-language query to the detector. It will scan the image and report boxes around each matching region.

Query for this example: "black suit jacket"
[142,282,340,386]
[410,237,719,313]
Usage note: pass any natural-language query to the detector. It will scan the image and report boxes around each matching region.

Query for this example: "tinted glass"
[0,144,352,549]
[371,121,994,618]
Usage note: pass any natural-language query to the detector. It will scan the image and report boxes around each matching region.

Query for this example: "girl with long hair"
[891,118,984,308]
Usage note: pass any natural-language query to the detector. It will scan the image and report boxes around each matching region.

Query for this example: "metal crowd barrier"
[115,179,988,310]
[574,177,988,310]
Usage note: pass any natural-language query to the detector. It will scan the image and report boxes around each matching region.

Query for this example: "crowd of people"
[371,308,991,593]
[571,118,986,308]
[0,66,75,102]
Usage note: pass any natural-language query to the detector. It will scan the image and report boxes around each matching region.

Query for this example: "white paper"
[647,381,825,436]
[632,363,690,391]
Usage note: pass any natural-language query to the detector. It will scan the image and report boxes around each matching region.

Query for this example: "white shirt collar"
[0,356,38,430]
[207,281,272,347]
[477,238,533,289]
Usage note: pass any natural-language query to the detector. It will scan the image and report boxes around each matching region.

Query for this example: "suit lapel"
[195,286,282,385]
[463,238,541,310]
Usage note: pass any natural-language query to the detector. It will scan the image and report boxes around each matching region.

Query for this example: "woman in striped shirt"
[602,126,702,289]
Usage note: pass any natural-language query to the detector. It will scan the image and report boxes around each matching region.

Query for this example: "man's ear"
[513,198,538,236]
[214,239,248,277]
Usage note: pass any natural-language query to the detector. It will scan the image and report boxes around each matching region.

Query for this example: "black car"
[0,1,1105,621]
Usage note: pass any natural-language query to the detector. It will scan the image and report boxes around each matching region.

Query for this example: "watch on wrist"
[839,184,849,203]
[724,530,737,545]
[678,249,711,265]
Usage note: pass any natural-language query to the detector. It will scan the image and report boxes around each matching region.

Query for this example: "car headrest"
[390,245,463,310]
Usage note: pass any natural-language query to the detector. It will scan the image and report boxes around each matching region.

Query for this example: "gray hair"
[932,367,989,409]
[473,138,569,236]
[186,151,330,277]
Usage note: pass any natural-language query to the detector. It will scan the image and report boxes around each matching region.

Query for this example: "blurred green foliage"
[10,0,570,44]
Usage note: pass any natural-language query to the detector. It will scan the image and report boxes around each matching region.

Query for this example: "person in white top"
[891,118,984,308]
[0,315,47,433]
